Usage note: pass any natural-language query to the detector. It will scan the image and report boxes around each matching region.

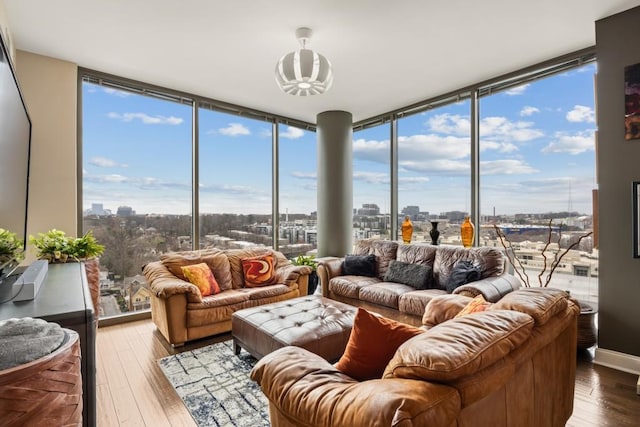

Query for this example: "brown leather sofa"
[252,287,580,427]
[143,248,312,346]
[317,239,521,325]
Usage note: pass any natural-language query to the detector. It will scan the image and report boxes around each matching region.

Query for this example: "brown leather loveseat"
[317,239,521,325]
[252,287,580,427]
[143,248,312,346]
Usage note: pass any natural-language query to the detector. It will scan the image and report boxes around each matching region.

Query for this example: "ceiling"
[5,0,640,125]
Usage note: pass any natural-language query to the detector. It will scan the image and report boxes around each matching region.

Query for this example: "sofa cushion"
[398,289,448,317]
[433,246,504,289]
[445,260,482,293]
[181,263,221,296]
[422,294,473,327]
[384,260,434,289]
[237,284,293,300]
[242,253,277,287]
[160,249,233,290]
[383,310,534,382]
[335,308,423,381]
[352,239,399,279]
[489,287,569,326]
[396,243,437,267]
[359,282,415,309]
[329,276,381,299]
[342,254,377,277]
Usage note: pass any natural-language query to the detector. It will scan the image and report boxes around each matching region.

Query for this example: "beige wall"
[14,50,78,263]
[0,0,14,61]
[595,5,640,371]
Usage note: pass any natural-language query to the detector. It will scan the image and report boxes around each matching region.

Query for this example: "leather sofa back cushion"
[489,287,568,326]
[352,239,398,279]
[383,310,534,382]
[433,247,505,289]
[160,249,233,290]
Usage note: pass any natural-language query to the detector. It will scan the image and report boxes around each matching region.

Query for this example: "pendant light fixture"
[275,27,333,96]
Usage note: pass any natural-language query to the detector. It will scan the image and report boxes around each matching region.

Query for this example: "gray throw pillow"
[384,260,433,289]
[446,260,482,293]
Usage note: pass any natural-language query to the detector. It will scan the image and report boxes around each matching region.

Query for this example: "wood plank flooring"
[96,319,640,426]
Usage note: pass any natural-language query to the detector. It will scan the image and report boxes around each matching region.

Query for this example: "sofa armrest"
[273,264,312,286]
[422,294,473,327]
[453,274,521,303]
[251,346,460,427]
[316,257,344,297]
[142,260,202,301]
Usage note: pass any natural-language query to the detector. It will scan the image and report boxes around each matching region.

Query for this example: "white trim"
[594,348,640,375]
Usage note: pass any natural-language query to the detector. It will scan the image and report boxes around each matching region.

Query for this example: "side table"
[577,300,597,349]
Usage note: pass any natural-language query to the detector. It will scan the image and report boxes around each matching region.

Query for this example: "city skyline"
[82,63,596,217]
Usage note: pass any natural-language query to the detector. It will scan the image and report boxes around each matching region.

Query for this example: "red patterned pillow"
[241,253,276,287]
[181,263,221,297]
[455,294,491,318]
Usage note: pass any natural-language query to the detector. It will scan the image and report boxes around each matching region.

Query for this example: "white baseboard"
[594,348,640,375]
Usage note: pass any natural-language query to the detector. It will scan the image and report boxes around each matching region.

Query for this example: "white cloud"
[481,116,544,142]
[107,112,183,125]
[426,113,543,143]
[291,171,317,179]
[280,126,304,139]
[541,131,595,154]
[566,105,595,123]
[399,176,429,184]
[520,106,540,117]
[353,171,389,185]
[96,174,128,183]
[480,159,539,175]
[427,114,470,135]
[89,156,128,168]
[103,88,131,98]
[505,84,530,96]
[219,123,251,136]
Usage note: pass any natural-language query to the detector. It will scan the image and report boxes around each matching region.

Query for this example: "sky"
[82,63,596,217]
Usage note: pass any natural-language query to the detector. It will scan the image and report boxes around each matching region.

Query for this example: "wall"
[14,51,78,263]
[0,0,14,61]
[595,6,640,372]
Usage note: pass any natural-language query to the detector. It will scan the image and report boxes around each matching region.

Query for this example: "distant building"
[357,203,380,216]
[117,206,135,216]
[401,205,420,219]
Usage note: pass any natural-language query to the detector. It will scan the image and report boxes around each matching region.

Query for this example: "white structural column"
[317,111,353,257]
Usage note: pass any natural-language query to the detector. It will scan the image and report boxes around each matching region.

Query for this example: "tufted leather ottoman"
[232,295,357,362]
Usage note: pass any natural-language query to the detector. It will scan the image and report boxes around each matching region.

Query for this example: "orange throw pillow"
[455,294,491,318]
[241,253,276,287]
[335,308,423,381]
[181,263,221,297]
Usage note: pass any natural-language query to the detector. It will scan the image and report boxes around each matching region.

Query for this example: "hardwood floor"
[96,319,640,426]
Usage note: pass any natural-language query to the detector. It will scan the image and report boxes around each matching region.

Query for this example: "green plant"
[29,229,105,262]
[0,228,24,261]
[291,254,317,271]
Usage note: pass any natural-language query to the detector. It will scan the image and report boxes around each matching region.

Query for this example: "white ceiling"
[5,0,640,125]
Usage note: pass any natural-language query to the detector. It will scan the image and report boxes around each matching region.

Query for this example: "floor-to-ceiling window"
[479,62,598,303]
[82,80,193,318]
[397,99,471,244]
[198,107,273,250]
[353,123,391,241]
[81,73,316,321]
[277,124,317,258]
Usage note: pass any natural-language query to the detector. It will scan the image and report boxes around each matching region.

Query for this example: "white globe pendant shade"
[275,28,333,96]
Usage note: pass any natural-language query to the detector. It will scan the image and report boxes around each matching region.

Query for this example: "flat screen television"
[0,31,31,281]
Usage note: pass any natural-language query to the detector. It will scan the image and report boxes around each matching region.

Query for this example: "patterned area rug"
[158,340,269,427]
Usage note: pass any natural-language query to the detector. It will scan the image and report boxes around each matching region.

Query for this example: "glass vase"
[461,216,475,248]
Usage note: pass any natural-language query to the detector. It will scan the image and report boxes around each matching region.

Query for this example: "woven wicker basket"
[0,329,82,426]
